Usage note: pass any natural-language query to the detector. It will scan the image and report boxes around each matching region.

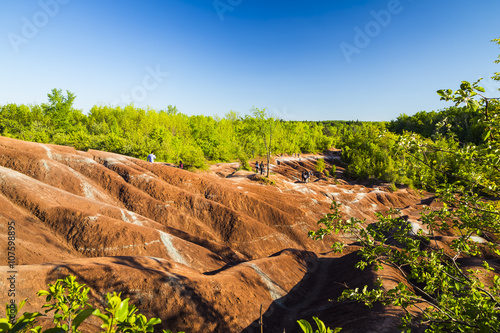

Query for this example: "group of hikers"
[147,152,183,169]
[255,161,266,175]
[254,158,313,183]
[147,151,312,179]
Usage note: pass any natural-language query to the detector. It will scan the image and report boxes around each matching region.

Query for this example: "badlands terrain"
[0,136,435,332]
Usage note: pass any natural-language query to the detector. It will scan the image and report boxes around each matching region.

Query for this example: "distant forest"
[0,88,495,190]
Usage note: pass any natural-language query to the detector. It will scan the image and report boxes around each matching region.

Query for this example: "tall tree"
[43,88,78,131]
[250,107,278,177]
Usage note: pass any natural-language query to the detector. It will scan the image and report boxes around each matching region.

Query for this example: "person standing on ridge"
[255,161,260,173]
[303,170,310,183]
[147,152,156,163]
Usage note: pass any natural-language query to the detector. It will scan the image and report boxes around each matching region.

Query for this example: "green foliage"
[253,174,276,186]
[179,144,207,170]
[297,317,341,333]
[309,37,500,332]
[339,123,401,183]
[388,106,486,145]
[311,194,500,331]
[36,275,93,333]
[237,155,252,171]
[1,275,177,333]
[334,119,461,190]
[92,292,161,333]
[248,107,278,177]
[0,300,42,333]
[42,89,80,131]
[493,38,500,82]
[0,93,338,171]
[315,158,325,173]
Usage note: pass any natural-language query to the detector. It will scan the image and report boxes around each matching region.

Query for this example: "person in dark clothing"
[260,161,265,175]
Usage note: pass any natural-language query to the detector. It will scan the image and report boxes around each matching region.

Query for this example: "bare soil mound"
[0,137,432,332]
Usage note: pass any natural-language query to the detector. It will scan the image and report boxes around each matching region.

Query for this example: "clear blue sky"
[1,0,499,121]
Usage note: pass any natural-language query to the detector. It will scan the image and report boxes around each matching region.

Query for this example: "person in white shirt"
[147,152,156,163]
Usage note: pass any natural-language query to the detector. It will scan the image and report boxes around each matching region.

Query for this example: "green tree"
[249,107,278,178]
[42,89,80,132]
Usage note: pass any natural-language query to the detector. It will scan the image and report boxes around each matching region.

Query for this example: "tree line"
[0,92,335,170]
[0,86,497,191]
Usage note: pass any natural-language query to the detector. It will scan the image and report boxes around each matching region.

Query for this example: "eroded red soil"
[0,137,434,332]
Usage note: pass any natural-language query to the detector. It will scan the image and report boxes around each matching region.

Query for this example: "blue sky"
[1,0,499,121]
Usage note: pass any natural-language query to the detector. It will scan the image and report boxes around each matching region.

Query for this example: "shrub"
[238,155,252,171]
[252,174,276,185]
[315,158,325,173]
[2,275,182,333]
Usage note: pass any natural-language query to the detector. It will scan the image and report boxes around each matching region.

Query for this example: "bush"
[315,158,325,173]
[238,155,252,171]
[252,174,276,185]
[180,145,207,170]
